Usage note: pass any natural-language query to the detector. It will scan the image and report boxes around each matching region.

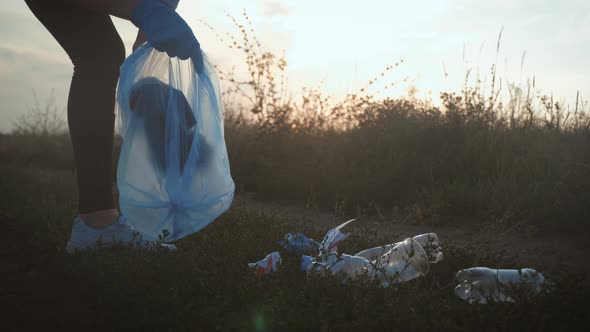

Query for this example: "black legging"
[25,0,126,213]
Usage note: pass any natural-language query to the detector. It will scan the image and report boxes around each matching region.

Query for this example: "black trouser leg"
[24,0,126,213]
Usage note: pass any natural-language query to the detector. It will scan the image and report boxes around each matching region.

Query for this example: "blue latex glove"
[131,0,204,73]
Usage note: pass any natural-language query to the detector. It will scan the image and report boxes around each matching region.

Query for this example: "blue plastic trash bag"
[116,44,235,241]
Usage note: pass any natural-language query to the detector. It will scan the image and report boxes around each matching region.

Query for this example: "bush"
[214,13,590,231]
[11,90,67,136]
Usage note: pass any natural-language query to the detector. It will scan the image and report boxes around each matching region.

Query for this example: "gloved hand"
[131,0,204,73]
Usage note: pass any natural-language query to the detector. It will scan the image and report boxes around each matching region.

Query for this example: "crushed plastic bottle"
[454,267,545,304]
[294,220,437,286]
[355,233,443,263]
[279,233,320,255]
[307,253,370,279]
[365,238,430,287]
[248,252,282,279]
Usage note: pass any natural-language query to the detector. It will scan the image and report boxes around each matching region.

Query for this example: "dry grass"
[1,164,588,331]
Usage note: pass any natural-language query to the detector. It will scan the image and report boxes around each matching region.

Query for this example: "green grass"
[1,164,588,331]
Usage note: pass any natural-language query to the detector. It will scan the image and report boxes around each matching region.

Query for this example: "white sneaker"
[65,215,176,254]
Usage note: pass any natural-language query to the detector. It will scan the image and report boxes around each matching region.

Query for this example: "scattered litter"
[307,237,430,287]
[307,253,370,279]
[248,219,444,286]
[364,238,430,287]
[355,233,443,263]
[300,255,315,271]
[303,220,436,286]
[247,220,547,299]
[304,219,359,275]
[248,252,282,279]
[279,233,320,255]
[319,219,355,256]
[454,267,545,304]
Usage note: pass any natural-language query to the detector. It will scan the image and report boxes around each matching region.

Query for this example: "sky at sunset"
[0,0,588,132]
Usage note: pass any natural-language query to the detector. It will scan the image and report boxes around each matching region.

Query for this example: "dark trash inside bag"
[129,77,213,171]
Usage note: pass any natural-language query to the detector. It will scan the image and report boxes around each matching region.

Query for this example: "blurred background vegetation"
[5,13,589,236]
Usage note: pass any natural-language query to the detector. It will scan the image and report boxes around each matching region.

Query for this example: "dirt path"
[233,193,589,278]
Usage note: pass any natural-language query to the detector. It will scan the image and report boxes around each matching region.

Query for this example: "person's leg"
[25,0,125,227]
[62,0,140,20]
